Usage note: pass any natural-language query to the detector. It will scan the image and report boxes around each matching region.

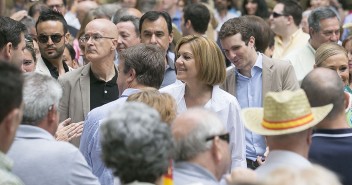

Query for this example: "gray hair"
[94,3,122,20]
[22,73,62,125]
[173,108,225,162]
[119,44,165,89]
[100,102,173,184]
[308,7,339,33]
[114,15,140,37]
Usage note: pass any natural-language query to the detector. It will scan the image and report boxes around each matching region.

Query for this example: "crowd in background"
[1,0,352,185]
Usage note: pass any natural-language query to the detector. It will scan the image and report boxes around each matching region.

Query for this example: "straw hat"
[242,89,333,136]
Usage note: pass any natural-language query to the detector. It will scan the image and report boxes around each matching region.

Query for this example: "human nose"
[150,34,157,44]
[330,32,340,42]
[227,51,236,60]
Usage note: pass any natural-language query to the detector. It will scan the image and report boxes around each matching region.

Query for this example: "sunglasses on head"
[37,34,64,44]
[272,12,285,18]
[206,133,230,143]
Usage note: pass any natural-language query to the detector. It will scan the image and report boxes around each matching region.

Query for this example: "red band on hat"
[262,113,314,130]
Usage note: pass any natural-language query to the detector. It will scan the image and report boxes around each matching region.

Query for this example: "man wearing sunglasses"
[58,19,119,147]
[0,16,27,71]
[284,7,341,82]
[270,0,309,59]
[172,108,231,185]
[35,9,70,79]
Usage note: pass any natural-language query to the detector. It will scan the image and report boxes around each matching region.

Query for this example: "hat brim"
[241,104,333,136]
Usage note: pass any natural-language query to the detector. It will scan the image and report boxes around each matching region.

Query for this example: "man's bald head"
[301,68,345,121]
[85,19,118,38]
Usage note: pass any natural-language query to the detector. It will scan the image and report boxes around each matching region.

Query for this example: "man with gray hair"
[284,7,341,82]
[172,108,231,185]
[7,73,100,185]
[100,102,173,185]
[80,44,165,185]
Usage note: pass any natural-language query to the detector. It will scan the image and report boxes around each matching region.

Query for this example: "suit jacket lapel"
[262,55,273,99]
[80,63,91,119]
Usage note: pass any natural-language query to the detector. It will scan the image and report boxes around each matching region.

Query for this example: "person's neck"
[280,26,299,45]
[47,57,66,75]
[188,153,220,180]
[269,143,309,159]
[309,39,319,50]
[316,114,350,129]
[238,51,258,78]
[184,82,212,99]
[167,6,177,18]
[218,8,228,18]
[90,60,115,82]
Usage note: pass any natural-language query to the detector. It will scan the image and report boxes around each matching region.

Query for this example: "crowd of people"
[0,0,352,185]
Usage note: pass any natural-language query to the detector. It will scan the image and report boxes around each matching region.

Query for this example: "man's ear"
[112,39,118,51]
[185,20,192,29]
[64,32,70,43]
[1,42,13,60]
[248,36,256,48]
[126,68,136,85]
[47,105,58,125]
[168,30,174,44]
[211,137,222,163]
[309,27,315,36]
[2,108,21,135]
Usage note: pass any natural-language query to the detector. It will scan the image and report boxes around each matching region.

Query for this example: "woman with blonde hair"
[315,42,352,127]
[160,35,245,169]
[126,87,177,125]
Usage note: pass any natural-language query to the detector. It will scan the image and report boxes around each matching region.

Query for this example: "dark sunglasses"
[37,34,64,44]
[271,12,286,18]
[206,133,230,143]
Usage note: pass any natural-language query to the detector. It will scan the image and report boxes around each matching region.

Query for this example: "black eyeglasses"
[80,34,115,43]
[37,34,64,44]
[271,12,286,18]
[206,133,230,143]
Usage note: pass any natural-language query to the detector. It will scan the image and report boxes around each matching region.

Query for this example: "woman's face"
[344,40,352,74]
[320,53,349,85]
[22,49,36,73]
[175,43,198,83]
[245,0,258,15]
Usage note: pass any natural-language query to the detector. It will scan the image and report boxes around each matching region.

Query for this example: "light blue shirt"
[236,53,266,161]
[174,162,220,185]
[161,51,176,88]
[80,88,140,185]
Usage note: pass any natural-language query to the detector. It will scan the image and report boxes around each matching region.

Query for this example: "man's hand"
[55,118,84,141]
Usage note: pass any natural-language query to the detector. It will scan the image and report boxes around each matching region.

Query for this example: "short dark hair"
[183,3,210,34]
[36,8,68,34]
[279,0,303,26]
[139,11,172,34]
[242,0,270,19]
[119,44,165,89]
[28,2,49,18]
[25,35,37,62]
[0,16,27,50]
[219,16,271,53]
[65,44,76,60]
[0,62,24,123]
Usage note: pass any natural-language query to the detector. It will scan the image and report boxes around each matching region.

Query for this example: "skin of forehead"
[86,19,118,37]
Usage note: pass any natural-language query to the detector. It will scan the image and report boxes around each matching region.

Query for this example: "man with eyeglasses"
[172,108,231,185]
[0,16,27,72]
[270,0,309,59]
[58,18,119,147]
[35,8,71,79]
[284,7,341,82]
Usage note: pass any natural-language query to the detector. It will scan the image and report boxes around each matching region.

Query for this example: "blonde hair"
[127,88,177,124]
[175,35,226,85]
[315,42,348,67]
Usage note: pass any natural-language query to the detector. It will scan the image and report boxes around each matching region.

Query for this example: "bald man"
[58,19,119,147]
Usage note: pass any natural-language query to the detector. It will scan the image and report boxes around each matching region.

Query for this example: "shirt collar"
[0,151,13,171]
[42,57,69,79]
